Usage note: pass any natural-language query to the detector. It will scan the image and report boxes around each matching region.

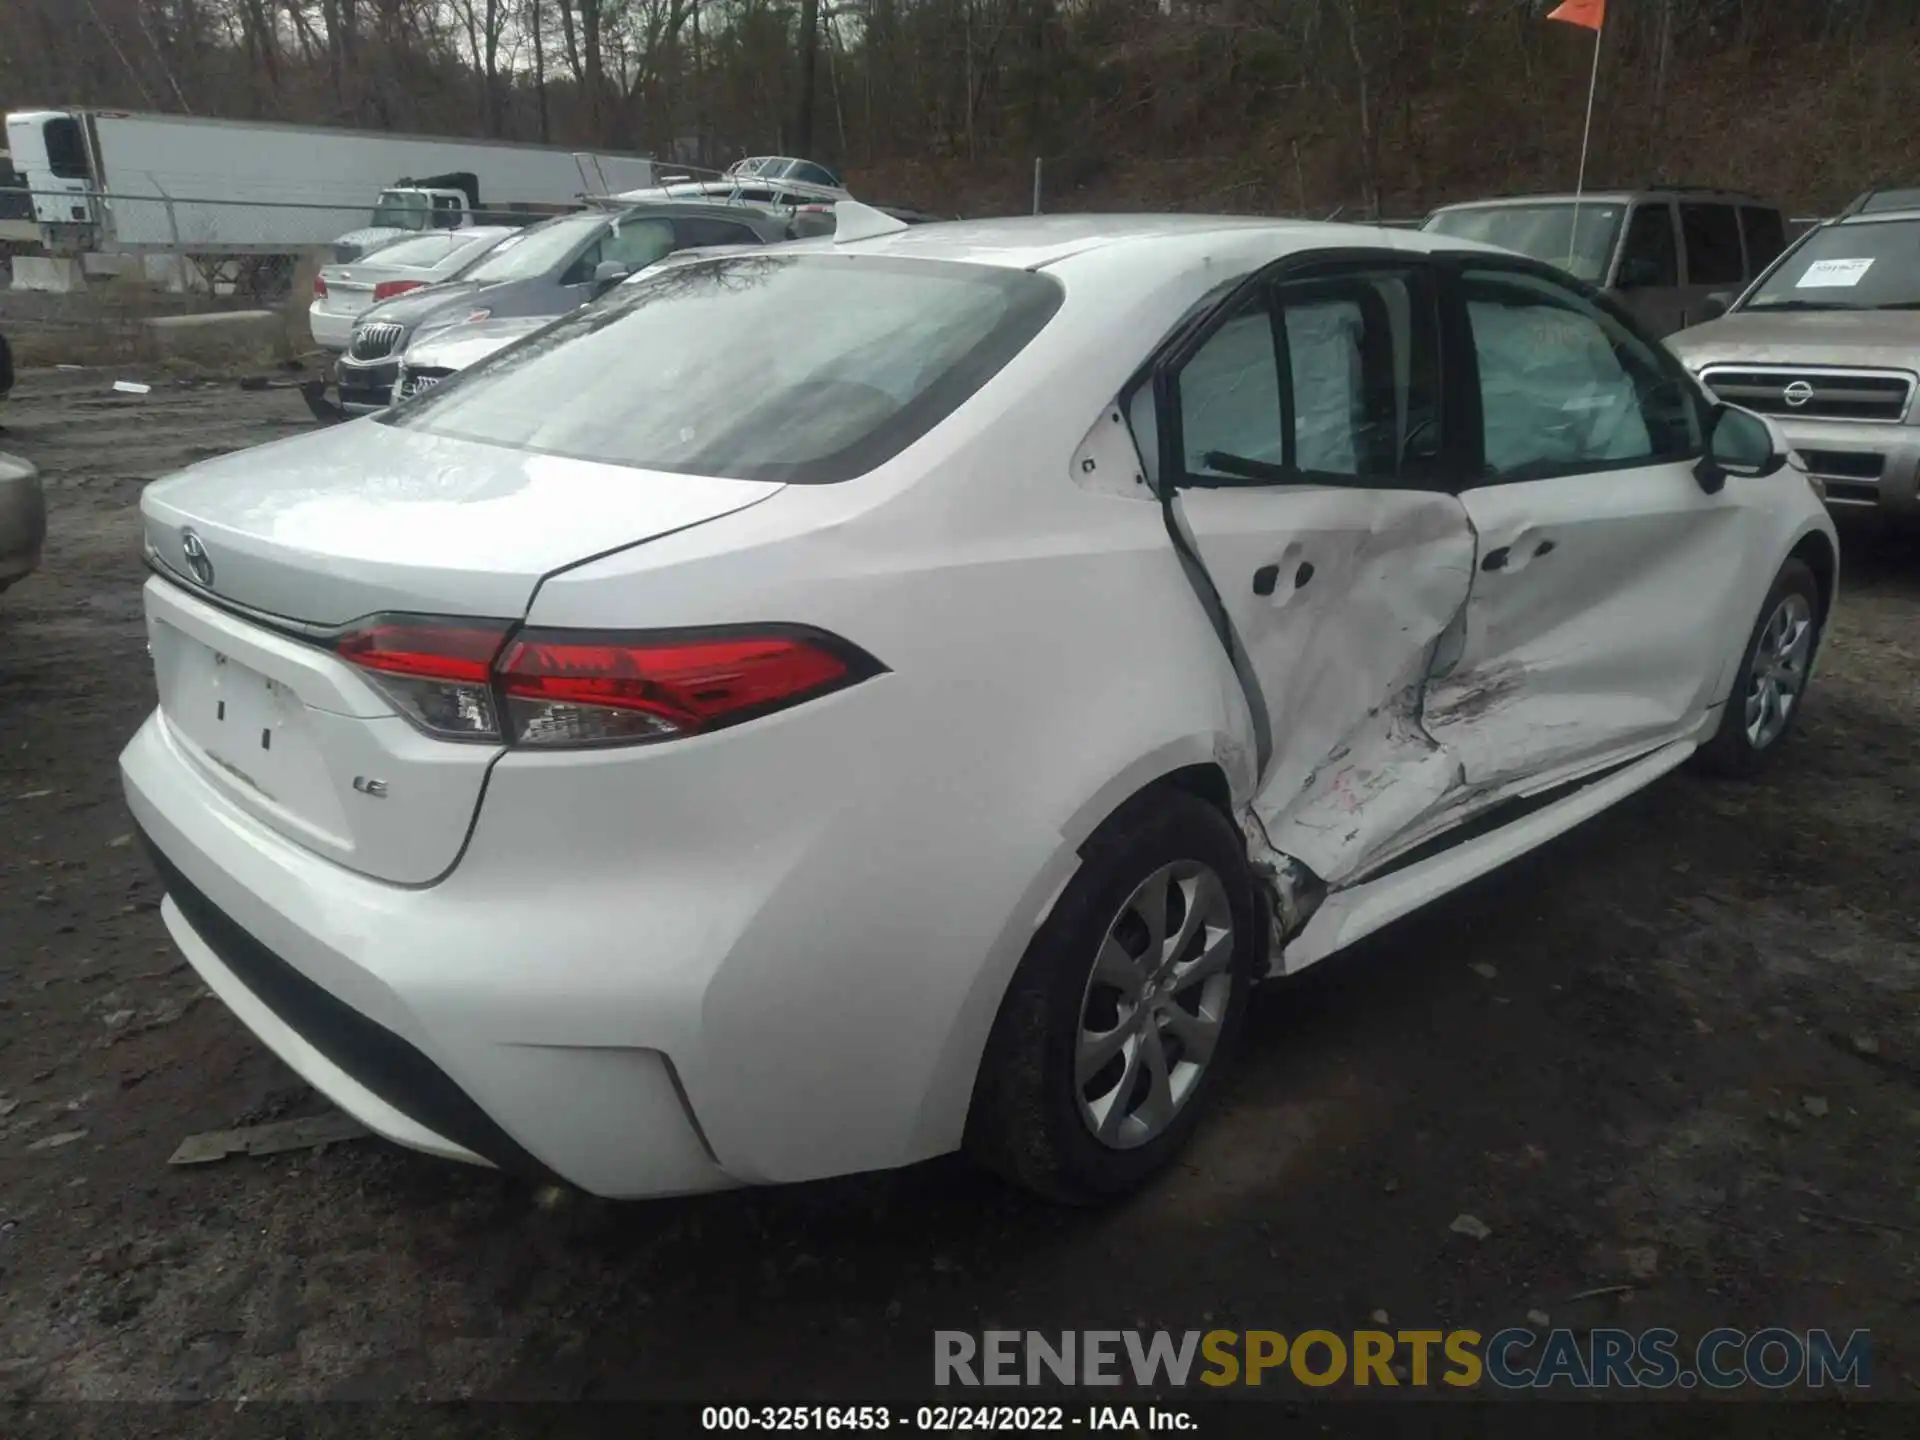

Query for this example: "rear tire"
[1694,557,1821,778]
[965,788,1259,1205]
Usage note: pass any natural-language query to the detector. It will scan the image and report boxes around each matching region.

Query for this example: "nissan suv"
[1669,188,1920,520]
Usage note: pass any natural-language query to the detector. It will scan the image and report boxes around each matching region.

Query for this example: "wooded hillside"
[7,1,1919,217]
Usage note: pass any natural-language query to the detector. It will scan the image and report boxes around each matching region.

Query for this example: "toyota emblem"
[1783,380,1815,409]
[180,529,215,587]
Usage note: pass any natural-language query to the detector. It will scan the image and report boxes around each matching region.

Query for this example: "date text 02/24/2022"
[700,1406,1196,1432]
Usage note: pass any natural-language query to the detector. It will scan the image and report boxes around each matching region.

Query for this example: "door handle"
[1482,538,1555,574]
[1252,564,1279,596]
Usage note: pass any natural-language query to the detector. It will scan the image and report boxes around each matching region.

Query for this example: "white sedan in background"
[125,209,1834,1204]
[308,226,518,353]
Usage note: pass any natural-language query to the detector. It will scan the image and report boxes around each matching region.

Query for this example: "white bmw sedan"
[123,214,1836,1203]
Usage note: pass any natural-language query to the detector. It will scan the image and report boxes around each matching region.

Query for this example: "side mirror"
[1698,292,1732,322]
[591,260,631,293]
[1695,403,1785,494]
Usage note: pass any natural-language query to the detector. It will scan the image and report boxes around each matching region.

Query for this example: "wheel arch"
[1787,526,1837,625]
[907,737,1254,1163]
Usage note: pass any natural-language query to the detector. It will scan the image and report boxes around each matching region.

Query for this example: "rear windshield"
[1424,203,1625,285]
[382,254,1064,484]
[462,214,602,283]
[1743,217,1920,312]
[360,233,465,269]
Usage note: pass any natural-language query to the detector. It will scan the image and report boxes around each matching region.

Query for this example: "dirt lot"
[1,356,1918,1408]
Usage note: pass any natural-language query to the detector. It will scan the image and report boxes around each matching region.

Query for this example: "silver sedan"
[308,227,518,353]
[0,451,44,595]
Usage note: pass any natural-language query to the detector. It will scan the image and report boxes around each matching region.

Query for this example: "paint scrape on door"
[1246,493,1477,887]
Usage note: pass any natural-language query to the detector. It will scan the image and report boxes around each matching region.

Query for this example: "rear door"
[1426,258,1753,790]
[1151,254,1479,885]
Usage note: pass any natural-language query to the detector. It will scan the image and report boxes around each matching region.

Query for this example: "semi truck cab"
[4,110,99,248]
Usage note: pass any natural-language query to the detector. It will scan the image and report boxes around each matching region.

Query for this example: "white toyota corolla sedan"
[122,210,1837,1204]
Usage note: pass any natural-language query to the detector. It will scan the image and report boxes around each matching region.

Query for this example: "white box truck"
[4,109,653,272]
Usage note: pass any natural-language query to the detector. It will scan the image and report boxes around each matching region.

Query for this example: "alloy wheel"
[1744,592,1814,750]
[1075,860,1236,1150]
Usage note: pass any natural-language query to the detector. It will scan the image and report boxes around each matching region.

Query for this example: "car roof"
[1834,188,1920,224]
[1428,188,1771,212]
[431,225,518,246]
[814,213,1495,271]
[1844,187,1920,216]
[1839,208,1920,225]
[518,200,784,233]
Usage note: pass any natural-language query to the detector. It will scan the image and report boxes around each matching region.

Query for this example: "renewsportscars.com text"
[934,1328,1872,1391]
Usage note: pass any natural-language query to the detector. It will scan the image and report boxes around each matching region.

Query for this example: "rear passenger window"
[1682,203,1745,286]
[1741,207,1787,274]
[675,217,762,249]
[1170,265,1442,485]
[1277,269,1442,481]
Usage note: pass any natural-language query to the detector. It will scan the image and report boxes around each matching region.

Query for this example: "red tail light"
[496,628,877,747]
[373,279,426,302]
[313,274,329,299]
[335,618,511,741]
[332,617,881,747]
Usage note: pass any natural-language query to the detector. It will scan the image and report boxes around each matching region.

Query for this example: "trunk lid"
[316,266,376,318]
[141,421,782,624]
[140,424,783,884]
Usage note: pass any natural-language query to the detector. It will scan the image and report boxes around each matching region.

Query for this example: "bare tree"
[794,0,822,156]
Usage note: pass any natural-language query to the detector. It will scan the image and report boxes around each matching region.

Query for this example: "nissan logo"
[1783,380,1815,409]
[180,529,215,587]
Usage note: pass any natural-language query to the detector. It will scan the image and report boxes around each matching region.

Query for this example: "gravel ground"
[1,358,1918,1408]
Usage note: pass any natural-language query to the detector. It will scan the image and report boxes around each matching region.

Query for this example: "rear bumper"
[121,711,736,1198]
[1769,415,1920,517]
[308,306,354,353]
[143,833,545,1177]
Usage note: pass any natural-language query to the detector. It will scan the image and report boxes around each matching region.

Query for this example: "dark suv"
[1423,186,1790,338]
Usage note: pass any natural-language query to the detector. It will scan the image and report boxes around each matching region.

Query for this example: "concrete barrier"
[141,310,289,368]
[11,256,84,293]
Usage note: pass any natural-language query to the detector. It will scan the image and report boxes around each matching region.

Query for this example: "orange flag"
[1547,0,1605,29]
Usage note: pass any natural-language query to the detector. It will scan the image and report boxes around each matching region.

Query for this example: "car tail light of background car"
[332,615,884,748]
[312,274,328,299]
[373,279,427,302]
